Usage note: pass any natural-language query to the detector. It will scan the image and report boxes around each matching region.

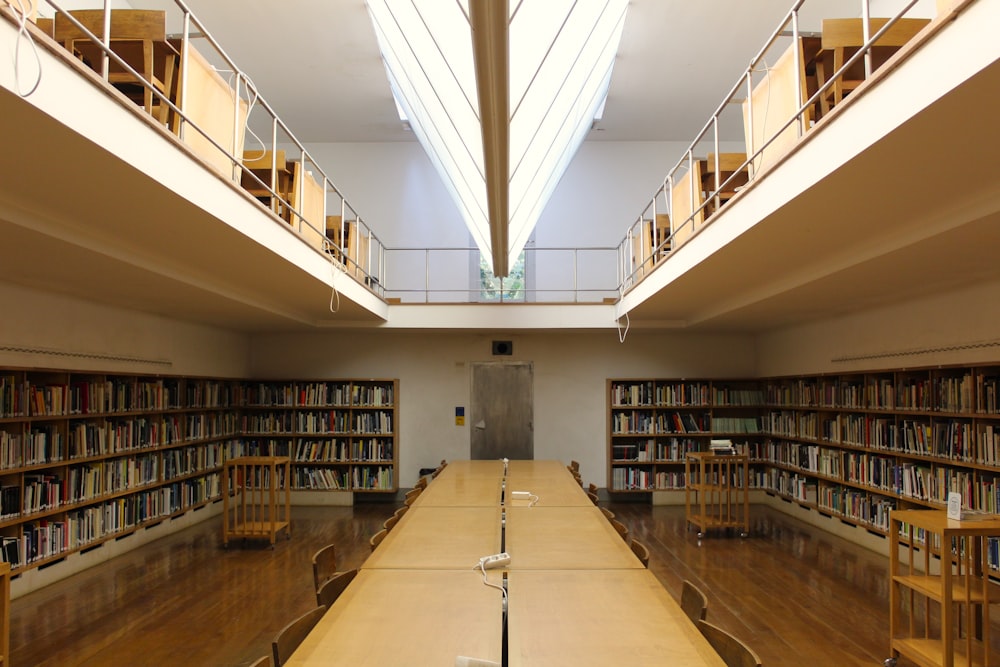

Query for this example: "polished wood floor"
[7,498,931,666]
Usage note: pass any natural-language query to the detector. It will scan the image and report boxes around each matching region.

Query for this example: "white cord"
[616,311,630,344]
[476,561,507,608]
[213,66,266,162]
[329,251,340,314]
[7,0,42,97]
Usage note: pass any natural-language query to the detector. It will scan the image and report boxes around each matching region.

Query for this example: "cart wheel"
[883,659,897,667]
[697,532,704,539]
[740,531,748,538]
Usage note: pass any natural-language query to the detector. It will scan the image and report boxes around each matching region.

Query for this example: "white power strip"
[511,491,532,500]
[478,552,511,569]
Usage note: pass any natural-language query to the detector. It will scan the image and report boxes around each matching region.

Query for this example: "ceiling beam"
[469,0,509,276]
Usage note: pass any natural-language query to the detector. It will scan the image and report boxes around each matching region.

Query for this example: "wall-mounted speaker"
[491,340,513,356]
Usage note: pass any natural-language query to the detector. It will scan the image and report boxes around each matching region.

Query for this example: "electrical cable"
[475,560,508,610]
[616,310,630,344]
[6,0,42,97]
[328,250,341,314]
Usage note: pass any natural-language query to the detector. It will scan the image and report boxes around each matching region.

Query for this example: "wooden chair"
[629,538,650,568]
[610,519,629,543]
[696,619,762,667]
[414,475,428,490]
[586,490,600,506]
[310,543,337,601]
[317,568,357,609]
[570,460,580,472]
[701,153,749,217]
[241,150,294,219]
[369,528,387,551]
[588,482,598,496]
[248,655,271,667]
[272,605,326,666]
[599,507,615,522]
[383,514,399,531]
[404,488,422,506]
[54,10,178,122]
[681,579,709,623]
[816,17,930,114]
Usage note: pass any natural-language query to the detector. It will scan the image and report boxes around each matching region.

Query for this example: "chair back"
[54,9,167,44]
[599,507,615,522]
[586,491,600,506]
[272,605,326,666]
[310,543,337,597]
[404,488,422,506]
[383,514,399,531]
[317,568,358,609]
[681,580,709,623]
[247,655,271,667]
[629,538,650,568]
[696,619,762,667]
[369,528,388,551]
[610,519,629,543]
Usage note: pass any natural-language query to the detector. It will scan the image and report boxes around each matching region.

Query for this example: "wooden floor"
[5,498,942,666]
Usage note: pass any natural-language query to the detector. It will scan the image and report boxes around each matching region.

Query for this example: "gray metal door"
[470,361,533,460]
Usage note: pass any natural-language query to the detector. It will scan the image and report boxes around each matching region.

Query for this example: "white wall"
[0,281,250,377]
[302,140,703,300]
[755,277,1000,377]
[249,328,756,488]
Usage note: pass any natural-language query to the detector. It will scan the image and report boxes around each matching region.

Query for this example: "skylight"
[367,0,628,274]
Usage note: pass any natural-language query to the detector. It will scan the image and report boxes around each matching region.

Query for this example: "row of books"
[0,475,222,569]
[163,444,223,480]
[292,439,395,463]
[351,466,394,490]
[1,377,399,416]
[611,411,708,435]
[240,410,395,435]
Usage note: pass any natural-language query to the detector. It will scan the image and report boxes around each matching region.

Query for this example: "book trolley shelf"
[0,368,398,578]
[222,456,291,547]
[685,452,750,539]
[887,509,1000,667]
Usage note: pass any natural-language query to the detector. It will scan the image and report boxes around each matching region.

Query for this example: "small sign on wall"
[455,406,465,426]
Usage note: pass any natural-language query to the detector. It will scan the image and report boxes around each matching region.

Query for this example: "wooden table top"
[507,569,726,667]
[412,475,502,507]
[436,460,505,480]
[504,506,643,570]
[505,466,592,508]
[362,506,502,570]
[286,569,504,666]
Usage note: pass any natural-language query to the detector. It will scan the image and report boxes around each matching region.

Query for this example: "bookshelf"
[240,379,397,493]
[607,379,763,493]
[0,368,398,579]
[609,365,1000,567]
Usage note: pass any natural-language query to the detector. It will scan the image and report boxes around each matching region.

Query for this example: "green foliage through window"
[480,252,526,301]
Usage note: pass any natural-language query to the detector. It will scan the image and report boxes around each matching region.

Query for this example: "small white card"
[947,491,962,520]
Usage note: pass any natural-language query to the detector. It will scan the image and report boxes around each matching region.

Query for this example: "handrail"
[618,0,924,293]
[383,246,619,304]
[23,0,386,296]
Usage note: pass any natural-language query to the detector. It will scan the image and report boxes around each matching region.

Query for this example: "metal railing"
[15,0,385,296]
[618,0,925,294]
[382,246,619,304]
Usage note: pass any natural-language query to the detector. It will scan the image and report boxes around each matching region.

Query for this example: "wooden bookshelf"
[606,379,763,493]
[240,379,397,493]
[609,365,1000,570]
[0,368,398,579]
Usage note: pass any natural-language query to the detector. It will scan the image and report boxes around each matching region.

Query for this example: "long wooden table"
[505,460,593,507]
[508,569,725,666]
[362,506,501,570]
[290,460,726,665]
[284,569,504,666]
[505,505,642,569]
